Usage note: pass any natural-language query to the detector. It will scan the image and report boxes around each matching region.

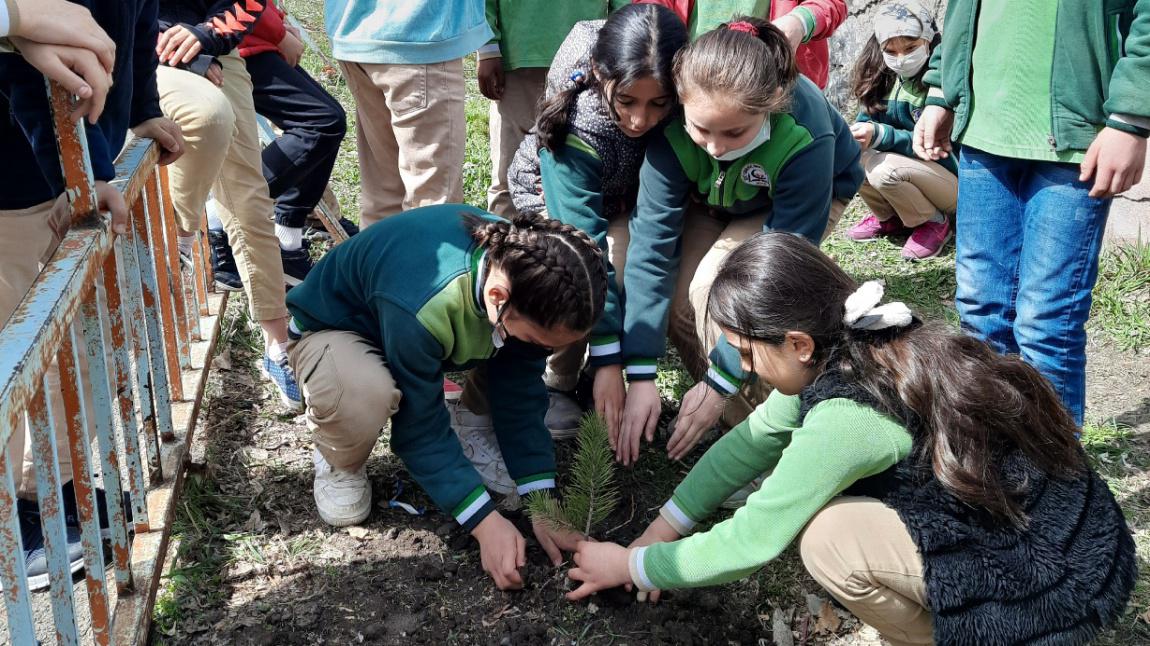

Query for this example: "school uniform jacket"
[285,205,556,531]
[622,76,863,392]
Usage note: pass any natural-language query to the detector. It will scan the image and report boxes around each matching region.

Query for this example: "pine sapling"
[526,412,619,536]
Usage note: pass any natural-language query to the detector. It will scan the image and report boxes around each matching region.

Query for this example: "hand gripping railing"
[0,83,226,644]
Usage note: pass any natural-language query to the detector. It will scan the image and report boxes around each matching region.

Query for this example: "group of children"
[2,0,1145,643]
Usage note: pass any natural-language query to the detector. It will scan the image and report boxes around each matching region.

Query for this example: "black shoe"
[207,228,244,292]
[304,217,359,242]
[337,217,359,237]
[61,481,133,540]
[281,242,314,288]
[19,498,85,592]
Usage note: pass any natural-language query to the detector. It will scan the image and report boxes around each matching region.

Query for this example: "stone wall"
[824,0,947,114]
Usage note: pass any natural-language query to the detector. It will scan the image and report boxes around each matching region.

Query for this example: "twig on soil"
[604,494,637,537]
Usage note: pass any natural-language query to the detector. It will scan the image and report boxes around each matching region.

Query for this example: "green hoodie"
[922,0,1150,155]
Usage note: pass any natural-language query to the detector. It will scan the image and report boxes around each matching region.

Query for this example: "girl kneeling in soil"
[567,233,1135,645]
[481,2,687,440]
[617,17,864,466]
[846,1,956,260]
[285,204,607,590]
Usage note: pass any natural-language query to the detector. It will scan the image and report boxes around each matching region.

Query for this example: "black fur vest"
[799,371,1136,645]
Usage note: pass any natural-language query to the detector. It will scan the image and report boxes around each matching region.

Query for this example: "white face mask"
[882,44,929,78]
[712,116,771,161]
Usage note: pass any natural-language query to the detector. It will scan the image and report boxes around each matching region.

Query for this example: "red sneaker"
[847,214,908,241]
[901,220,952,260]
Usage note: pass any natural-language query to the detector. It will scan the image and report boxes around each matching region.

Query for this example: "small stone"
[771,608,794,646]
[384,527,399,541]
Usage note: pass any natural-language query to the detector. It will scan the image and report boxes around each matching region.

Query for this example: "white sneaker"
[446,400,516,495]
[545,390,583,440]
[720,474,767,510]
[313,448,371,527]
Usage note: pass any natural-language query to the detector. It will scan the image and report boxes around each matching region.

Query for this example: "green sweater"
[623,76,863,386]
[285,205,556,531]
[923,0,1150,152]
[629,390,912,591]
[478,0,627,70]
[856,78,958,175]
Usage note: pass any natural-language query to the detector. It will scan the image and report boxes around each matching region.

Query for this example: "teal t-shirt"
[962,0,1085,163]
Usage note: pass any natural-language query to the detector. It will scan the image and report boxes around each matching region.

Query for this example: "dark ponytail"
[674,16,796,114]
[535,3,686,152]
[707,233,1086,527]
[852,31,942,116]
[465,212,608,333]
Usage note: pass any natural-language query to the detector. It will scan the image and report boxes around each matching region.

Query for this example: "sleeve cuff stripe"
[793,7,817,41]
[661,500,696,534]
[629,546,658,592]
[454,490,494,526]
[1111,113,1150,130]
[626,364,658,376]
[478,43,501,55]
[517,478,556,495]
[705,367,740,394]
[589,341,622,356]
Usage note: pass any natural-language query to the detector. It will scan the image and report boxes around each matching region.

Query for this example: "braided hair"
[464,212,608,333]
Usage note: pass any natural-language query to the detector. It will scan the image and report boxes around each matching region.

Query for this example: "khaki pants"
[669,200,846,424]
[800,497,933,646]
[288,330,402,470]
[545,211,630,391]
[859,150,957,228]
[158,53,288,322]
[340,59,466,227]
[487,67,548,218]
[0,198,78,498]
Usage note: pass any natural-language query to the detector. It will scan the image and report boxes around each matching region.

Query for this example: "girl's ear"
[785,331,816,364]
[485,283,510,311]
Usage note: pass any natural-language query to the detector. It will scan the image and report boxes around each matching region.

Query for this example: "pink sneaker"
[443,377,463,401]
[847,214,908,241]
[901,220,952,260]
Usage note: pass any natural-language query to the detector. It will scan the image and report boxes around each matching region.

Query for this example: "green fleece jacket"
[629,389,912,590]
[622,76,862,387]
[477,0,627,70]
[285,205,556,531]
[923,0,1150,151]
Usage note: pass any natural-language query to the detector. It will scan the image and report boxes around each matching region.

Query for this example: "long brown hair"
[674,16,796,114]
[465,212,608,333]
[707,233,1086,526]
[851,33,940,116]
[535,3,686,152]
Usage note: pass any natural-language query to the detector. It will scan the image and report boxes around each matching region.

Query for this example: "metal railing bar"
[28,383,79,646]
[58,319,113,645]
[156,167,194,365]
[84,274,134,592]
[0,450,36,645]
[141,173,186,406]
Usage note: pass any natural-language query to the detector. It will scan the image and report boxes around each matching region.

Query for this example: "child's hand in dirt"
[1079,127,1147,198]
[566,540,632,601]
[471,512,526,590]
[666,382,725,461]
[532,517,585,567]
[593,365,626,445]
[625,516,681,603]
[618,380,660,466]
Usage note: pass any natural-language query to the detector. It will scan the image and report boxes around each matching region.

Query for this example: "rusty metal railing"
[0,83,226,644]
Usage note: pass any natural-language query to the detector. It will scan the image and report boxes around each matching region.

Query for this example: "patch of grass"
[1091,243,1150,352]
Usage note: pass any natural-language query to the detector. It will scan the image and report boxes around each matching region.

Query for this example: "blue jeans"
[955,148,1112,426]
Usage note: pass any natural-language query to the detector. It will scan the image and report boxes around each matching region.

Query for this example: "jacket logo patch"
[740,164,771,188]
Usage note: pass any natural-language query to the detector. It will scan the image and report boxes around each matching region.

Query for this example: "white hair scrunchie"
[843,280,913,331]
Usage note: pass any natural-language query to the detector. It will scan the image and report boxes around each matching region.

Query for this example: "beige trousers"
[487,67,548,218]
[669,200,846,424]
[545,210,630,391]
[340,59,466,227]
[158,53,288,322]
[800,497,934,646]
[0,198,78,498]
[859,150,957,228]
[288,330,402,470]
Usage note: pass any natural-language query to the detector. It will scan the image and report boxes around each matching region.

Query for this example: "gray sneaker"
[447,400,515,495]
[545,390,583,440]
